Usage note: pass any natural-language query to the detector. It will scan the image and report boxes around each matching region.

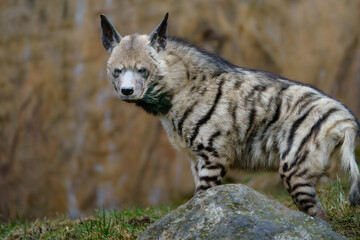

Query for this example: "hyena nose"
[121,87,134,96]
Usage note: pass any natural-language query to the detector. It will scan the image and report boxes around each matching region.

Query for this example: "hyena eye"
[137,67,149,78]
[113,68,122,78]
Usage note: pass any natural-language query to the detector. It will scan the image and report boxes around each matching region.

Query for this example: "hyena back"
[100,13,360,220]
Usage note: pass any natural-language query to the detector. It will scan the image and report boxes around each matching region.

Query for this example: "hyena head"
[100,13,169,103]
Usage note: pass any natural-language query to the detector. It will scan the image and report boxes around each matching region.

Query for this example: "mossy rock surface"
[138,184,347,240]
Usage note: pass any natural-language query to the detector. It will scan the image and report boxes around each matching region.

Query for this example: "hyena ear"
[100,14,121,52]
[149,12,168,52]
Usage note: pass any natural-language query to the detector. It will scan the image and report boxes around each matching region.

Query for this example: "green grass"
[319,178,360,240]
[0,206,173,240]
[1,179,359,239]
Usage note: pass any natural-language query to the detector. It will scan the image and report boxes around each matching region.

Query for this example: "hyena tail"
[340,129,360,206]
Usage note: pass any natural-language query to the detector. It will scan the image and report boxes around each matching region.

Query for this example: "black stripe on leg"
[295,108,339,157]
[295,169,308,178]
[296,150,309,166]
[206,164,223,170]
[288,151,309,172]
[292,191,316,199]
[282,163,289,172]
[291,183,312,192]
[205,163,227,178]
[197,152,209,160]
[286,167,299,181]
[199,176,219,182]
[298,198,316,206]
[302,204,315,213]
[189,79,225,146]
[282,106,315,159]
[286,179,291,189]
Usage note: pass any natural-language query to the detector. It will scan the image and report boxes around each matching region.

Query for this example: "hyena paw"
[312,210,329,221]
[307,204,329,221]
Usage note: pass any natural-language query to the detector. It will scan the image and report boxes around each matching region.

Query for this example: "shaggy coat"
[100,13,360,220]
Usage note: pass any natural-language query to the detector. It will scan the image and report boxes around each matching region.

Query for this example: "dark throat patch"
[133,82,173,116]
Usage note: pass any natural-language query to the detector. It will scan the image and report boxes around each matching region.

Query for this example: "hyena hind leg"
[281,165,329,221]
[193,158,228,195]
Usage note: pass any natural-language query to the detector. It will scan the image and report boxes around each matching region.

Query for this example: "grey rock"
[138,184,346,240]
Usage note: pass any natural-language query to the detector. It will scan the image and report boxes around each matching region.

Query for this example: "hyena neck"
[164,37,237,83]
[135,37,236,117]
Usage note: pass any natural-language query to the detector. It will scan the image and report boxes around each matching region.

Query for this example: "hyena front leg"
[193,156,228,195]
[280,161,328,220]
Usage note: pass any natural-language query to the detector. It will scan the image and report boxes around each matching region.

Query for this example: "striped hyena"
[100,13,360,220]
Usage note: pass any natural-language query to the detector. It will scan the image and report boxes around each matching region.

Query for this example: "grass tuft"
[319,177,360,240]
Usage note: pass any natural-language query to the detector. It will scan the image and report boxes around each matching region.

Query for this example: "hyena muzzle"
[100,13,360,220]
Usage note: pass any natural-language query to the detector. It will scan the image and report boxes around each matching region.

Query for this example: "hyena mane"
[100,13,360,220]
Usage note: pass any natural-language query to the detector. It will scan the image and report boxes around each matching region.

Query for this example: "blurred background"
[1,0,360,220]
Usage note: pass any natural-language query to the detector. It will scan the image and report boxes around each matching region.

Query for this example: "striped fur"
[101,13,360,220]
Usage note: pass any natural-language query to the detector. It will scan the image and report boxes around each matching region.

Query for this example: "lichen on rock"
[138,184,347,240]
